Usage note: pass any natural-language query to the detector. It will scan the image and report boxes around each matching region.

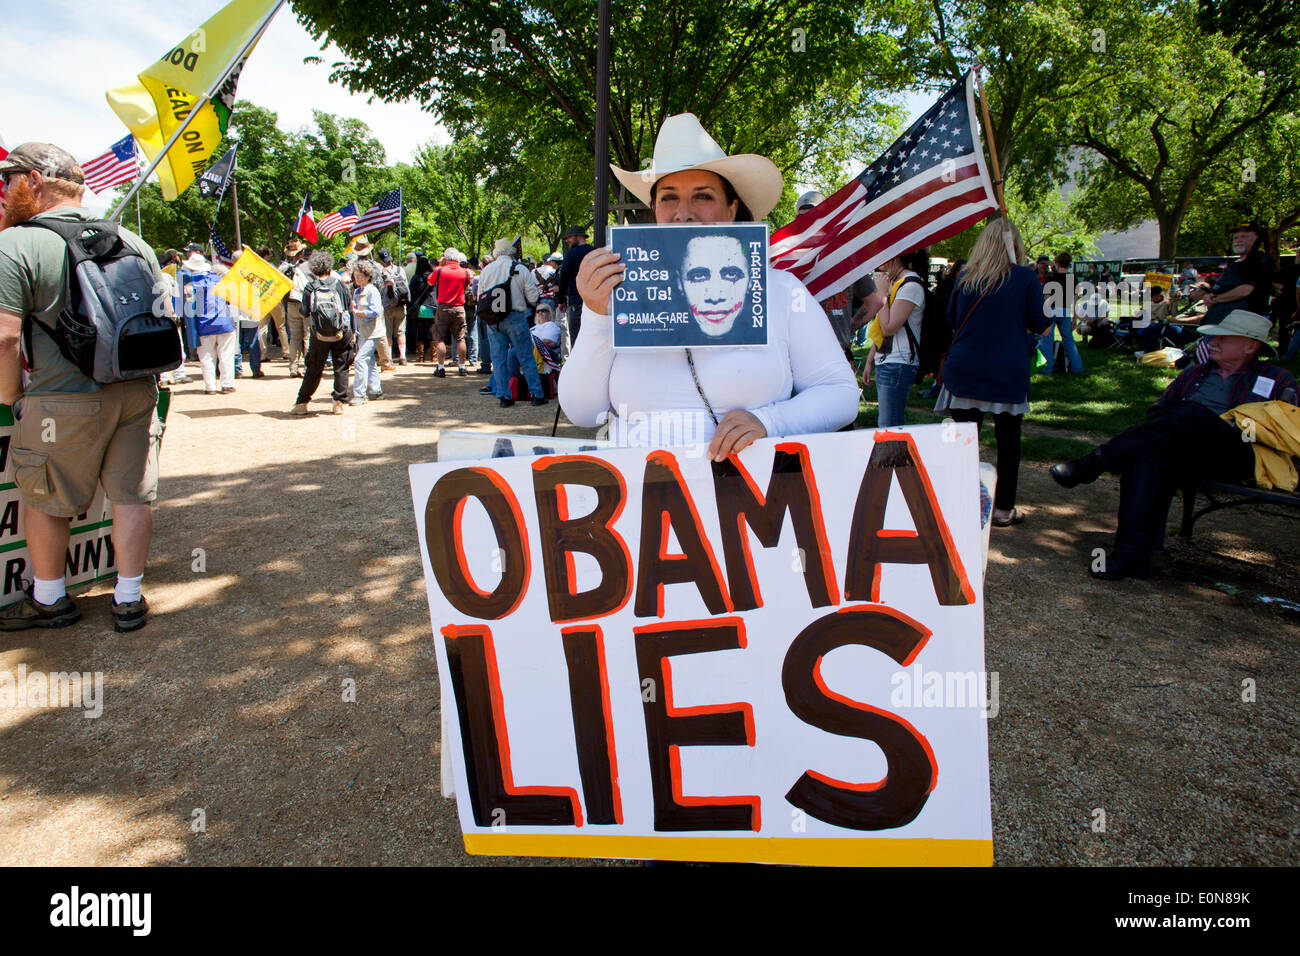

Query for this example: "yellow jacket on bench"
[1221,401,1300,491]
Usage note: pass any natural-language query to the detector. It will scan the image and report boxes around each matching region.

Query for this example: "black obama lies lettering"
[429,440,972,622]
[782,606,937,830]
[425,467,530,620]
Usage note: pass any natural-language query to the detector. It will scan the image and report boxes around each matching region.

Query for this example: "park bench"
[1179,480,1300,537]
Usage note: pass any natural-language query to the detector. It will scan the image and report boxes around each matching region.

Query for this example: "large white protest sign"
[0,404,118,606]
[412,424,992,865]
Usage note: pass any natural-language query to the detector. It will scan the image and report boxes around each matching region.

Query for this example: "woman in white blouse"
[559,114,860,461]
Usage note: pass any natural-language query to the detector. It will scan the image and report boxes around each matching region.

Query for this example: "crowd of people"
[156,224,596,415]
[0,129,1295,635]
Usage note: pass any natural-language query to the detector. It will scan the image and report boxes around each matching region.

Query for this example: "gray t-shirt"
[0,208,163,395]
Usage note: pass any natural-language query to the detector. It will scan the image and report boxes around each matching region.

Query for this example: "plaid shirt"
[1148,359,1298,419]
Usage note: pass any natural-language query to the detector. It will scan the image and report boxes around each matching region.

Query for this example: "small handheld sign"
[610,223,768,349]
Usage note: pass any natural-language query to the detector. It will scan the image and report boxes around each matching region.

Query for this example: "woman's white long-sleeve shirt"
[559,266,861,446]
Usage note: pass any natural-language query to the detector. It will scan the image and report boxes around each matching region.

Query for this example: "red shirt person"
[431,249,472,375]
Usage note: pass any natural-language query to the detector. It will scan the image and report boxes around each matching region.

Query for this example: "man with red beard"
[0,143,164,632]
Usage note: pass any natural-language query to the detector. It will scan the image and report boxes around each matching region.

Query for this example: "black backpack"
[476,262,520,326]
[15,218,182,383]
[307,276,350,341]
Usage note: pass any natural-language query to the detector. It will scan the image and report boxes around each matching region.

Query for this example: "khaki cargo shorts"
[11,379,162,518]
[434,305,466,344]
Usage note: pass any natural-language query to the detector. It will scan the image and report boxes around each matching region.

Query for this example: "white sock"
[437,363,444,371]
[33,576,66,606]
[114,574,143,605]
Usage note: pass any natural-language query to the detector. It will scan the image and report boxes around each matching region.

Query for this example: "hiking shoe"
[0,586,81,631]
[433,367,446,378]
[531,396,549,407]
[458,367,468,377]
[221,386,236,394]
[111,595,148,633]
[477,367,492,374]
[291,403,310,416]
[500,397,515,408]
[252,370,267,379]
[367,391,384,400]
[350,396,368,406]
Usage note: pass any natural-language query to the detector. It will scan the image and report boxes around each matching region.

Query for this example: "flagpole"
[107,0,287,220]
[398,191,403,260]
[231,178,243,249]
[972,64,1007,215]
[593,0,611,244]
[973,64,1015,264]
[135,193,143,239]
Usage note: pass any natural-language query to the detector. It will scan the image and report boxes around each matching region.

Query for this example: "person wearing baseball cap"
[555,225,594,344]
[1051,309,1297,580]
[0,142,163,632]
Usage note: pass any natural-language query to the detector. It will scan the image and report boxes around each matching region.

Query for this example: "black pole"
[593,0,611,246]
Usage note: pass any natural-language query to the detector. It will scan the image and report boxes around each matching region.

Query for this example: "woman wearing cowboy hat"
[560,114,859,458]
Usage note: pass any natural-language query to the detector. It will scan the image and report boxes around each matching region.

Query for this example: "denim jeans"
[488,311,544,399]
[476,315,492,370]
[874,361,917,427]
[1038,311,1084,374]
[236,326,261,375]
[353,337,381,399]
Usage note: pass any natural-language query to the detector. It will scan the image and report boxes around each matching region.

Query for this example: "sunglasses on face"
[1,170,32,188]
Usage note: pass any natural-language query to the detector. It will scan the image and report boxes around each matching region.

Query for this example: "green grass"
[853,330,1300,460]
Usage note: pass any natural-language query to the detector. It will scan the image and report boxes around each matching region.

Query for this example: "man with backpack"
[478,236,545,407]
[376,248,409,366]
[0,142,171,632]
[291,251,354,416]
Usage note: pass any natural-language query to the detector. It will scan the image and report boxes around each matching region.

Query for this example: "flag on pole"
[294,193,318,243]
[198,147,237,201]
[105,0,277,201]
[80,136,142,195]
[770,71,998,300]
[316,202,359,239]
[210,227,237,267]
[213,246,294,320]
[350,187,401,236]
[0,134,8,203]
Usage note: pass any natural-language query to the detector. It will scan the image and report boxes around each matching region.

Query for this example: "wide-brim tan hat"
[353,236,373,256]
[285,238,305,255]
[611,113,784,221]
[1199,309,1275,356]
[492,236,519,257]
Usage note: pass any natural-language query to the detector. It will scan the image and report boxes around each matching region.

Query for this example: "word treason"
[425,433,975,835]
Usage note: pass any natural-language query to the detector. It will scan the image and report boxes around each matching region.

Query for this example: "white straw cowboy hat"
[1198,309,1276,356]
[611,113,784,221]
[492,236,520,257]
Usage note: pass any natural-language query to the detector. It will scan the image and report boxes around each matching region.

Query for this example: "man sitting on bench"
[1049,310,1297,580]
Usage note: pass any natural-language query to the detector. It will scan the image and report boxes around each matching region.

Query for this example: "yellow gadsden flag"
[214,247,294,320]
[106,0,278,200]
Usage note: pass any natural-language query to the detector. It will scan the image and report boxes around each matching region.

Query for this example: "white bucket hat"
[611,113,784,221]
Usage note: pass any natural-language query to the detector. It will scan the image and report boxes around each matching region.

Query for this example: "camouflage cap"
[0,142,84,184]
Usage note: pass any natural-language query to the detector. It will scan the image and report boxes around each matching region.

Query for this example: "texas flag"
[294,191,318,243]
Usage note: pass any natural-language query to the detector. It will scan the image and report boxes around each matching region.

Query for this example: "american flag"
[770,71,998,299]
[210,227,236,267]
[81,135,141,195]
[317,202,359,239]
[351,187,401,236]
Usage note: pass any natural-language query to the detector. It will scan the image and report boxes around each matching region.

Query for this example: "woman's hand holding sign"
[578,248,625,315]
[708,408,767,461]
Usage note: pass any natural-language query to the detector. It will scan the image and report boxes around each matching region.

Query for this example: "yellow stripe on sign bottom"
[463,834,992,867]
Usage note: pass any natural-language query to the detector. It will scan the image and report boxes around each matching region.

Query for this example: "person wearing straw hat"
[280,236,313,377]
[1050,309,1297,580]
[560,113,859,458]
